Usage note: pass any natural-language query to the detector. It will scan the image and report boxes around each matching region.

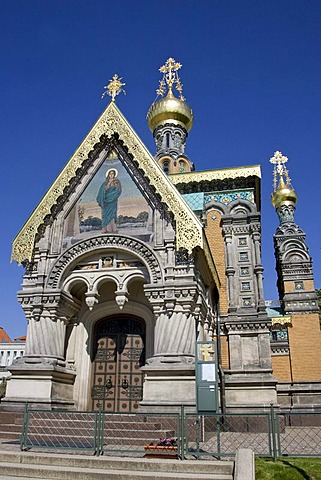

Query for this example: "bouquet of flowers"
[156,437,177,447]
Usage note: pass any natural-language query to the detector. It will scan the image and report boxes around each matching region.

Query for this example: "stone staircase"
[0,412,23,441]
[3,411,181,451]
[0,451,234,480]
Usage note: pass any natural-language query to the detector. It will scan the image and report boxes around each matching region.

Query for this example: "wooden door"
[91,316,145,412]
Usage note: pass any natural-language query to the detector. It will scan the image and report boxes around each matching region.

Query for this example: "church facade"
[5,59,321,412]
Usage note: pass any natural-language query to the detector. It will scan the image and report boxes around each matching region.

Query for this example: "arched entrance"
[91,315,146,412]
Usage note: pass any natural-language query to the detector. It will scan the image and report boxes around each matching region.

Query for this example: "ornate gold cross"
[156,57,185,100]
[102,74,126,102]
[269,150,291,190]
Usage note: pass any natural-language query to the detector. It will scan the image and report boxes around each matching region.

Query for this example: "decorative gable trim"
[12,102,203,264]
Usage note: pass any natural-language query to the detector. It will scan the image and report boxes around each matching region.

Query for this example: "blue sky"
[1,0,321,339]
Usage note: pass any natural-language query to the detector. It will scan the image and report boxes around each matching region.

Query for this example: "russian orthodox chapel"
[5,59,321,412]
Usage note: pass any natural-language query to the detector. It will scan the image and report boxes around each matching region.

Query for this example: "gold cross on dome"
[269,150,288,167]
[156,57,185,100]
[200,344,214,361]
[269,150,291,190]
[101,74,126,102]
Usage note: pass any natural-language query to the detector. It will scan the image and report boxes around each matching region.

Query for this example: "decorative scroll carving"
[170,165,261,185]
[47,235,162,288]
[271,316,292,327]
[18,289,81,321]
[12,102,203,265]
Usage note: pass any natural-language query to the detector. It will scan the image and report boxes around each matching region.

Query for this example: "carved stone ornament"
[11,102,203,265]
[18,289,81,322]
[47,235,162,288]
[225,320,271,332]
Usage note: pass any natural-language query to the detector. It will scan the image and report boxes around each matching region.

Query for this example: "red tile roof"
[14,336,26,343]
[0,328,11,343]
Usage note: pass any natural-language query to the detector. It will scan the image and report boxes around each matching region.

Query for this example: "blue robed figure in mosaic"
[96,168,122,233]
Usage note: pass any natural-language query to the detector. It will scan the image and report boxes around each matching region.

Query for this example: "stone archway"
[91,314,146,412]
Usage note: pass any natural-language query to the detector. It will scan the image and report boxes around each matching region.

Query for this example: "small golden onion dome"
[271,178,298,208]
[147,92,193,132]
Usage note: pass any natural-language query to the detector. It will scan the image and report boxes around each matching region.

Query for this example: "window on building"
[162,160,170,175]
[239,252,249,262]
[238,237,247,246]
[241,282,251,291]
[240,267,250,276]
[179,160,187,172]
[270,329,288,342]
[242,297,252,307]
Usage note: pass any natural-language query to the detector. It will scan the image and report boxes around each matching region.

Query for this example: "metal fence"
[20,404,321,459]
[185,412,273,458]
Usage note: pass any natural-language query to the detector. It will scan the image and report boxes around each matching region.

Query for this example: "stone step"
[28,419,166,430]
[0,424,21,433]
[0,431,21,440]
[0,451,234,480]
[0,463,233,480]
[26,428,173,439]
[0,412,23,425]
[25,435,167,447]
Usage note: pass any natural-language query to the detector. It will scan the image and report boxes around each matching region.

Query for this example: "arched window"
[162,160,170,174]
[166,133,170,149]
[179,160,187,172]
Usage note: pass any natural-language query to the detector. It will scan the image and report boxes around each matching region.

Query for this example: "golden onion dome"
[271,179,298,209]
[147,92,193,132]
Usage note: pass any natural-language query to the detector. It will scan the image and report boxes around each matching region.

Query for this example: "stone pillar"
[25,316,66,360]
[252,230,265,310]
[223,228,236,312]
[141,285,205,412]
[154,311,195,360]
[2,290,81,411]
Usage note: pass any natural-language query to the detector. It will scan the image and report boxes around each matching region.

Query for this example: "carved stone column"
[25,316,66,360]
[251,229,266,310]
[141,284,206,412]
[223,227,236,312]
[3,289,81,410]
[144,286,198,365]
[20,289,81,365]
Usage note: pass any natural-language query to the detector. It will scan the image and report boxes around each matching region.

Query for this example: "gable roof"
[0,327,11,343]
[12,102,205,265]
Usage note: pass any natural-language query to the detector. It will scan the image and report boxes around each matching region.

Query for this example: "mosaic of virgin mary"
[96,168,122,233]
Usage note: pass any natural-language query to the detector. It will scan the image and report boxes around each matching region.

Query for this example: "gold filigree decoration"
[269,150,291,191]
[156,57,185,101]
[169,165,261,185]
[101,74,126,102]
[12,102,203,264]
[271,316,292,327]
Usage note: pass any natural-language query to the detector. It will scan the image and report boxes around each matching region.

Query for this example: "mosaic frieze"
[204,189,255,206]
[182,188,255,213]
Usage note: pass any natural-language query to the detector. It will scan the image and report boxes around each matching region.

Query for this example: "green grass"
[256,458,321,480]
